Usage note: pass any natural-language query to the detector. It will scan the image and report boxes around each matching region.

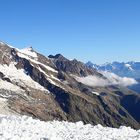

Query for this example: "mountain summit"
[0,42,140,129]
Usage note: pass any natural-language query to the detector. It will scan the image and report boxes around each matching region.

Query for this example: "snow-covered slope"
[0,63,47,91]
[0,115,139,140]
[17,47,38,58]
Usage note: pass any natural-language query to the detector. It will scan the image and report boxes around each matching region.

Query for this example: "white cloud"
[75,75,109,87]
[102,71,138,86]
[75,71,137,87]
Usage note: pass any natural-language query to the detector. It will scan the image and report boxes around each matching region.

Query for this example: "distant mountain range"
[86,61,140,79]
[86,61,140,93]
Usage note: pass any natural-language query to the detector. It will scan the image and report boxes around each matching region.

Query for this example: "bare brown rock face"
[0,42,140,129]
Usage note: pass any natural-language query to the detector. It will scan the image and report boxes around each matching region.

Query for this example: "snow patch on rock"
[125,64,134,71]
[18,47,38,59]
[0,63,47,91]
[92,91,100,96]
[0,80,23,93]
[17,51,58,73]
[0,99,12,115]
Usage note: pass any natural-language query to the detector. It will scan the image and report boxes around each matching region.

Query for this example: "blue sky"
[0,0,140,64]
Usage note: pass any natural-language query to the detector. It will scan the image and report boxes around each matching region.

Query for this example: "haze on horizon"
[0,0,140,64]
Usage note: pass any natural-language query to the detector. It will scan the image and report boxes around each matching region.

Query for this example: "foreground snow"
[0,115,139,140]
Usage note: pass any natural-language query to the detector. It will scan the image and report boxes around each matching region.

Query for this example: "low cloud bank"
[102,71,138,86]
[75,75,108,87]
[75,71,137,87]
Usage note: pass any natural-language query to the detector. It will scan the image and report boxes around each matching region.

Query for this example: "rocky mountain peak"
[48,54,66,60]
[0,42,140,129]
[20,46,35,54]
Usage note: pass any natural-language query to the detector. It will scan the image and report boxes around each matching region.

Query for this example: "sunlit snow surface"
[0,63,47,91]
[0,115,139,140]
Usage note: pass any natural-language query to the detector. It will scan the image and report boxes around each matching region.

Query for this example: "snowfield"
[0,115,139,140]
[0,63,47,91]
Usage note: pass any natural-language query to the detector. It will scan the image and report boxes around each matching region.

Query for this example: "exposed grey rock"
[0,43,140,129]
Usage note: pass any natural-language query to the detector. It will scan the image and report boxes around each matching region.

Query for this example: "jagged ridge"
[0,42,140,129]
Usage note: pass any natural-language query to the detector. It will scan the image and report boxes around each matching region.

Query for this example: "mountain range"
[86,61,140,79]
[0,42,140,129]
[86,61,140,93]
